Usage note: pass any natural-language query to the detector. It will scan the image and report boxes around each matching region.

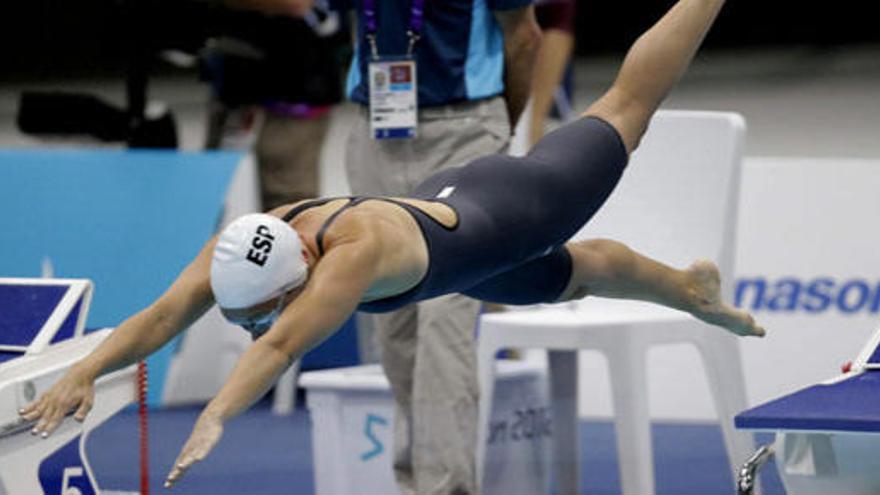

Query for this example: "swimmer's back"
[266,197,449,302]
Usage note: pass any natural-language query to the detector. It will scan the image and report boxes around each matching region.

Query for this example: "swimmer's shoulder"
[316,213,385,268]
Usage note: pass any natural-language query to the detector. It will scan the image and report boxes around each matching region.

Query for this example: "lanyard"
[362,0,425,58]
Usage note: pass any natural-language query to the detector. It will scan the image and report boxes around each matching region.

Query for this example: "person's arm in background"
[222,0,315,16]
[494,5,542,131]
[528,0,576,146]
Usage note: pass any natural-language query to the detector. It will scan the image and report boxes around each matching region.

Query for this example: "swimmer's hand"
[165,412,224,489]
[18,365,96,437]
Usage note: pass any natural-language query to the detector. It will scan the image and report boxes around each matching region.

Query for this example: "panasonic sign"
[735,277,880,314]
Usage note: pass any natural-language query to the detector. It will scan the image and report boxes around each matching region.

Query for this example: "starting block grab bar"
[0,278,93,356]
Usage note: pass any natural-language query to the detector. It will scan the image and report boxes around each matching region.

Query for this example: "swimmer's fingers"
[73,392,94,422]
[33,404,62,437]
[164,441,207,488]
[24,373,96,436]
[34,401,76,437]
[28,396,67,435]
[164,461,189,488]
[19,396,47,421]
[165,446,205,488]
[165,413,224,488]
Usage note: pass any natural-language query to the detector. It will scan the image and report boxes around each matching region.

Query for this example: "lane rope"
[137,360,149,495]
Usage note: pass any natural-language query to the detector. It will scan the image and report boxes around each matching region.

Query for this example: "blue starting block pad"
[737,326,880,434]
[735,372,880,433]
[735,326,880,494]
[0,278,92,364]
[867,344,880,365]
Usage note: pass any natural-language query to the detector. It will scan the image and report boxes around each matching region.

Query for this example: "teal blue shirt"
[337,0,531,106]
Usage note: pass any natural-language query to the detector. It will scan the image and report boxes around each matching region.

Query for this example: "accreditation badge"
[368,58,418,139]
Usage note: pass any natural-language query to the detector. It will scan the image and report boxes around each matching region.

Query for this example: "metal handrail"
[737,444,775,495]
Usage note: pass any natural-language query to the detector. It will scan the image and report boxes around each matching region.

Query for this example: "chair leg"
[476,340,500,491]
[696,335,759,493]
[607,338,656,495]
[549,350,580,494]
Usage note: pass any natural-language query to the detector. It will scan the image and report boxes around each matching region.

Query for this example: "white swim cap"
[210,213,308,309]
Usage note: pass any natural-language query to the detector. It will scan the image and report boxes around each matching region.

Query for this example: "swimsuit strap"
[310,197,426,256]
[281,197,340,222]
[282,197,355,256]
[376,198,458,231]
[314,198,366,255]
[283,196,446,257]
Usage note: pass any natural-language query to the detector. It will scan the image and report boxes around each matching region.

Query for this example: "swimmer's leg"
[579,0,727,154]
[558,239,765,337]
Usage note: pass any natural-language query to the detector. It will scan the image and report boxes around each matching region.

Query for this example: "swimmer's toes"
[727,307,764,338]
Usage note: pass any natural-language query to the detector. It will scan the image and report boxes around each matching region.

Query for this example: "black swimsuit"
[283,116,628,313]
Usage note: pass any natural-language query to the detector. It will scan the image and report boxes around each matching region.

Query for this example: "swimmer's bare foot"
[686,260,765,337]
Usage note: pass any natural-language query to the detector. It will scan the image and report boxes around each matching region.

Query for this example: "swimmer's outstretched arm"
[165,231,380,488]
[19,239,218,436]
[584,0,727,153]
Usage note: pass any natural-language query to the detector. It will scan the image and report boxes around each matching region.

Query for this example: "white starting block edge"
[850,325,880,374]
[0,277,93,356]
[808,325,880,388]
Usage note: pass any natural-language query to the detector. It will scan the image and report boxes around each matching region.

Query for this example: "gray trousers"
[206,100,331,210]
[345,97,510,495]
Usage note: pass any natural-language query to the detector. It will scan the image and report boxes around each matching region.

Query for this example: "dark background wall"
[1,0,875,80]
[575,1,873,51]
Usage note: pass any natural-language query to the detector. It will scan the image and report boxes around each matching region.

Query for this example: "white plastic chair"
[477,111,755,494]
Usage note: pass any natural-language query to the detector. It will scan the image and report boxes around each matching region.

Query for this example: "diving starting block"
[0,278,137,495]
[735,324,880,494]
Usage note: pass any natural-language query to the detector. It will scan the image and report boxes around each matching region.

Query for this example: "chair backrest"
[574,110,745,299]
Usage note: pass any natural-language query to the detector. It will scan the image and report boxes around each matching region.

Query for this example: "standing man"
[341,0,541,493]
